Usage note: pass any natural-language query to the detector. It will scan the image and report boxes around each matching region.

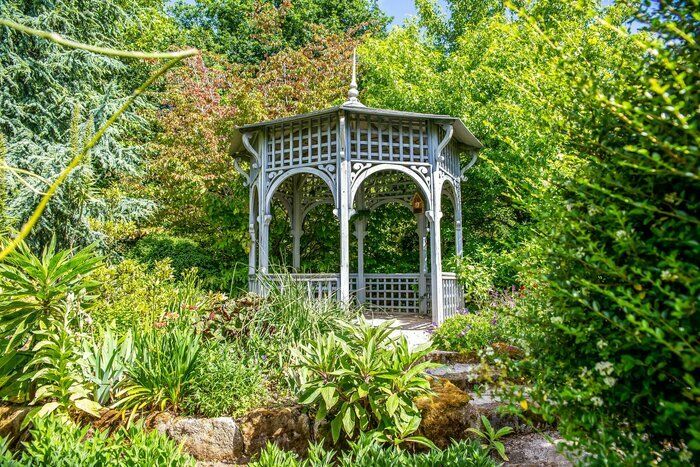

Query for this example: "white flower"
[551,316,563,325]
[595,361,614,376]
[596,339,608,350]
[615,230,627,239]
[591,396,604,407]
[604,377,617,387]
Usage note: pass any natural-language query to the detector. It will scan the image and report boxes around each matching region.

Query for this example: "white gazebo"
[229,54,482,324]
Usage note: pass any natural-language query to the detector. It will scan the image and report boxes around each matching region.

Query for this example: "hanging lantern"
[411,193,425,214]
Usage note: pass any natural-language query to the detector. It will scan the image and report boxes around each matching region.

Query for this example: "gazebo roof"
[229,103,482,156]
[229,50,482,157]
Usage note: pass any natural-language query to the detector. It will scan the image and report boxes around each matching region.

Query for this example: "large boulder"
[238,406,311,458]
[415,379,479,448]
[157,416,244,463]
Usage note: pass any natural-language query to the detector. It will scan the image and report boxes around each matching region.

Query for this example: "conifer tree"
[0,0,153,249]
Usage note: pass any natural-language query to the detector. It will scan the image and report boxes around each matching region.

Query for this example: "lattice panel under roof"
[266,115,338,170]
[348,113,430,164]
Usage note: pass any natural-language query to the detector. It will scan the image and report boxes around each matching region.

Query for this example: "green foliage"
[115,325,200,416]
[493,1,700,462]
[128,233,219,282]
[0,436,21,466]
[467,415,513,461]
[13,415,194,466]
[183,340,268,417]
[250,435,497,467]
[431,311,503,355]
[294,319,438,447]
[0,240,101,402]
[253,276,355,346]
[170,0,388,63]
[20,312,101,426]
[81,327,134,405]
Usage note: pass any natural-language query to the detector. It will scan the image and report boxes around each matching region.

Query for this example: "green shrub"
[90,259,177,332]
[129,233,211,275]
[183,341,268,417]
[431,311,503,354]
[501,2,699,463]
[91,259,224,333]
[115,325,200,417]
[249,436,496,467]
[11,416,194,466]
[294,319,438,446]
[453,256,497,309]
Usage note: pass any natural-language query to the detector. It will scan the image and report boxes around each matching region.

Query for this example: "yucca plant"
[115,326,200,420]
[82,327,134,405]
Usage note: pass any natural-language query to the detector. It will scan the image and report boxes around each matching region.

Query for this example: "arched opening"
[440,180,458,267]
[267,172,338,273]
[351,170,431,314]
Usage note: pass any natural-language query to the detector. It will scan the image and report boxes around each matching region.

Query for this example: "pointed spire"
[344,48,365,107]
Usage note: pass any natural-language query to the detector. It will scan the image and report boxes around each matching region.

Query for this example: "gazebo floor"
[362,310,433,350]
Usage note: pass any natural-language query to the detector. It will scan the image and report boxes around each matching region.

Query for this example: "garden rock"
[426,363,482,391]
[160,416,244,462]
[415,379,479,448]
[0,405,30,441]
[502,431,571,466]
[238,405,311,458]
[469,390,530,434]
[425,350,476,364]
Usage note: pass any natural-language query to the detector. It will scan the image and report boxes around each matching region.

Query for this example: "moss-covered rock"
[415,379,479,448]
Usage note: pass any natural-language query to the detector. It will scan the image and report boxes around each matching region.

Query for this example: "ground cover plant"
[249,435,497,467]
[0,416,194,466]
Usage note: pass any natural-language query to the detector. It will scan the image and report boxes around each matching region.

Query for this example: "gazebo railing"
[250,272,458,316]
[442,272,464,319]
[354,273,430,314]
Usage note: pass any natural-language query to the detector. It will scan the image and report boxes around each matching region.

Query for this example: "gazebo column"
[291,175,303,270]
[338,113,351,303]
[416,212,428,313]
[354,187,367,304]
[454,184,463,256]
[428,201,443,323]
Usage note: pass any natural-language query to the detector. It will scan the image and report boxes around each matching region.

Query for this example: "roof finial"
[344,48,365,107]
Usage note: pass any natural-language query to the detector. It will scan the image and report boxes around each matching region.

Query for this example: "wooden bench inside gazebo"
[229,53,482,324]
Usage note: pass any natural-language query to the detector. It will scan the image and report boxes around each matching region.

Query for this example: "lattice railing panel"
[266,116,338,170]
[348,114,430,164]
[442,272,464,319]
[353,273,430,314]
[252,273,460,317]
[250,273,339,299]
